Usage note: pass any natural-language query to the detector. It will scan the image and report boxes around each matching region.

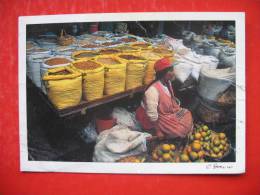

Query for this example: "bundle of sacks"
[163,36,219,83]
[93,125,151,162]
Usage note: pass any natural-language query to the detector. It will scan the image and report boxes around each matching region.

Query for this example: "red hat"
[154,57,172,72]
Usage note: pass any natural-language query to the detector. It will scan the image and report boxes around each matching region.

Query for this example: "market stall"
[26,21,236,163]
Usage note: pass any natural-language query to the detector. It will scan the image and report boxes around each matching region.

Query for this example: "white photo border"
[19,12,245,174]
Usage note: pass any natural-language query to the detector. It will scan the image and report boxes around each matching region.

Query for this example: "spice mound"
[118,46,139,52]
[132,43,150,48]
[101,41,121,46]
[45,58,72,66]
[73,61,101,70]
[49,70,71,75]
[153,48,173,55]
[99,49,120,55]
[82,44,99,48]
[119,54,145,60]
[75,52,98,58]
[119,37,137,43]
[96,58,120,65]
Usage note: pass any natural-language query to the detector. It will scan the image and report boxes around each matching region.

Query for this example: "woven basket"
[204,131,231,161]
[58,29,75,46]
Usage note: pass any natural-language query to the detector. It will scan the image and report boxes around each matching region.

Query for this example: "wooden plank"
[27,77,146,118]
[58,86,146,117]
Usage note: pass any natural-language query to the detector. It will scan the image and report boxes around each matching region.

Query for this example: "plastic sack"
[55,45,77,57]
[197,67,235,101]
[174,61,193,83]
[71,60,104,101]
[72,50,99,61]
[176,45,191,56]
[116,45,140,53]
[163,36,182,50]
[79,121,98,144]
[131,42,153,51]
[191,62,202,81]
[152,47,174,60]
[165,37,190,55]
[126,61,147,89]
[27,50,52,88]
[94,55,126,95]
[26,41,38,52]
[203,41,222,58]
[112,107,141,131]
[42,66,82,110]
[192,35,206,47]
[41,56,72,93]
[139,51,161,85]
[182,30,196,44]
[200,55,219,70]
[118,53,147,90]
[219,47,236,68]
[93,125,152,162]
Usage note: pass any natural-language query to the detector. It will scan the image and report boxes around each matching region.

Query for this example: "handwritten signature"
[206,163,234,169]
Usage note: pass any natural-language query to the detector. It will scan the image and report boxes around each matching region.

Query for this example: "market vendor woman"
[136,57,193,138]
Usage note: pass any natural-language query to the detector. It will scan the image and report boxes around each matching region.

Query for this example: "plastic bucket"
[95,117,116,134]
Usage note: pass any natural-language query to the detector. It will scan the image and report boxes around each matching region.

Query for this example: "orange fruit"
[202,125,209,131]
[180,154,190,162]
[170,144,176,151]
[161,144,171,152]
[219,133,226,139]
[189,151,199,161]
[169,151,175,157]
[194,133,202,140]
[220,140,226,145]
[213,147,220,154]
[193,140,200,144]
[192,142,201,152]
[218,152,223,158]
[219,144,224,150]
[201,132,207,138]
[198,151,205,158]
[213,139,220,146]
[162,153,171,161]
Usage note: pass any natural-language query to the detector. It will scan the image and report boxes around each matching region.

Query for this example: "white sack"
[93,125,152,162]
[112,107,141,131]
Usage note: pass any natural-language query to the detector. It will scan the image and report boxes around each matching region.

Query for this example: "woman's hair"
[155,66,173,80]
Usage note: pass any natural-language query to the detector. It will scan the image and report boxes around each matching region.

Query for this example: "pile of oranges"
[180,141,206,162]
[189,123,230,160]
[205,132,230,159]
[152,143,176,162]
[150,124,230,163]
[190,124,212,143]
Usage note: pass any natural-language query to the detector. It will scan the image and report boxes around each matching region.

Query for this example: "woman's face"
[165,67,175,81]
